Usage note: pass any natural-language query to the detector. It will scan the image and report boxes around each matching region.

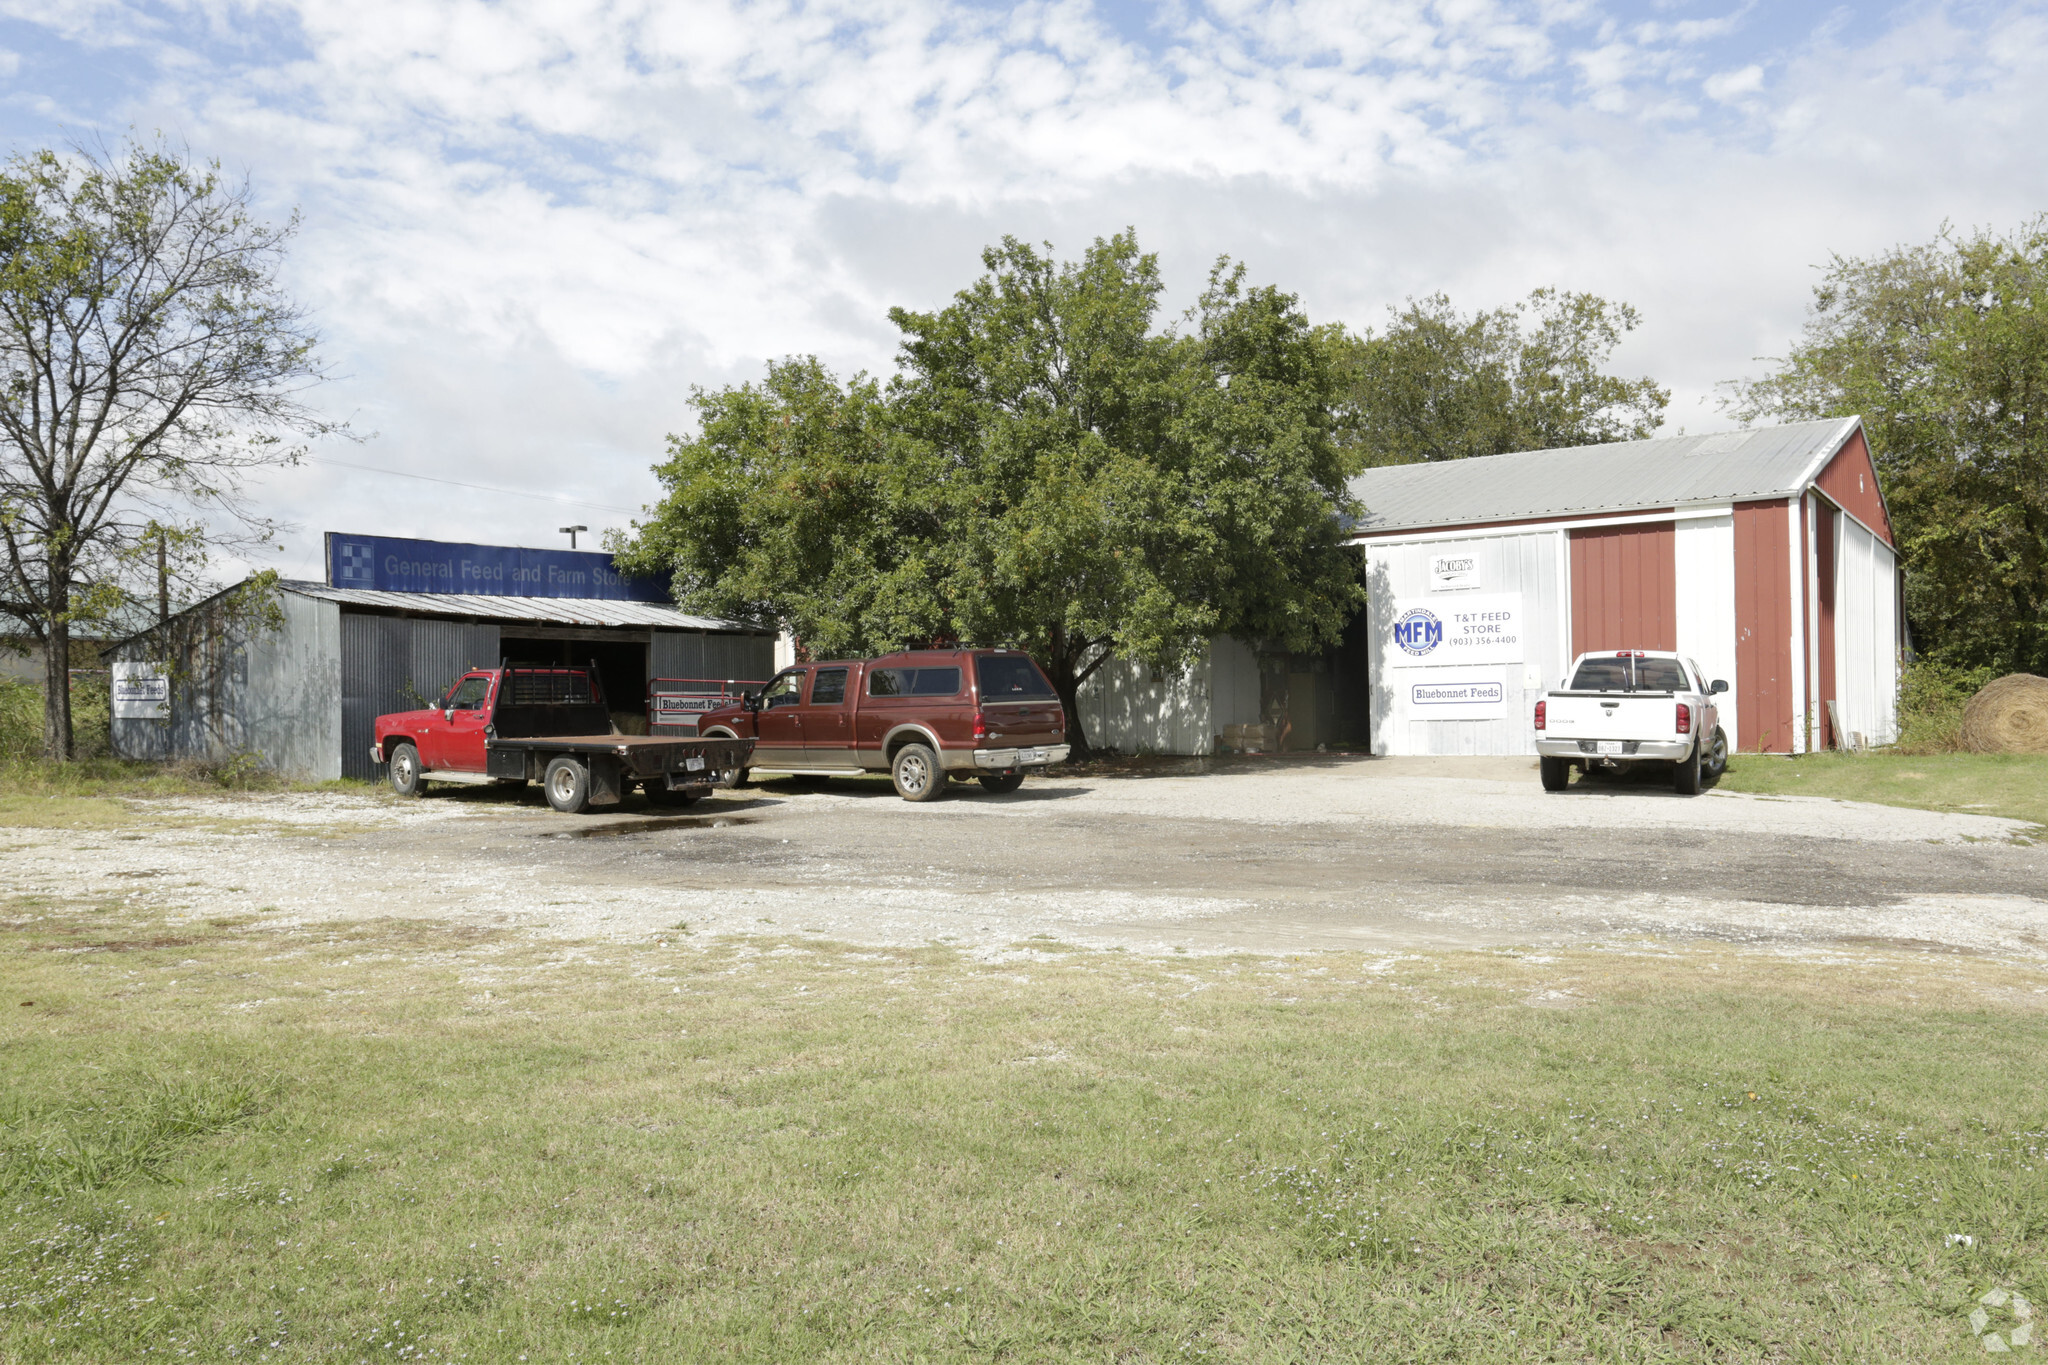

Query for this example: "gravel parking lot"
[12,756,2046,960]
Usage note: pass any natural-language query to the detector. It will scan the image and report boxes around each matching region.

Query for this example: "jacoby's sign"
[1429,553,1482,591]
[1386,592,1524,668]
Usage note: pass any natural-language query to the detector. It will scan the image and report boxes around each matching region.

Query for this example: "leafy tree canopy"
[616,232,1364,751]
[0,138,327,758]
[1329,288,1669,466]
[1728,219,2048,674]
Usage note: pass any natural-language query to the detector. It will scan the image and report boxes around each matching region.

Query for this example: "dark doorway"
[500,636,648,731]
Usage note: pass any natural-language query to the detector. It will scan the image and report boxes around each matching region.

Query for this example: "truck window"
[762,670,807,709]
[1569,658,1633,691]
[810,668,849,706]
[444,676,491,711]
[1636,659,1689,692]
[976,655,1056,700]
[867,666,962,698]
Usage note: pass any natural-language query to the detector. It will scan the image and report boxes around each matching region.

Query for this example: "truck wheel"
[1672,742,1703,796]
[1539,756,1570,792]
[544,755,593,813]
[890,744,945,802]
[1704,726,1729,780]
[388,741,425,798]
[644,782,701,809]
[978,773,1025,795]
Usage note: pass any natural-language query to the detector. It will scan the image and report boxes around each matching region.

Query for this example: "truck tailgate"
[1544,694,1676,740]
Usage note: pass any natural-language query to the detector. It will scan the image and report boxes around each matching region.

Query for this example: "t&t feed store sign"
[1386,593,1525,668]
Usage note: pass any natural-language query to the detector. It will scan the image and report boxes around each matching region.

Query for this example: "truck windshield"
[976,655,1055,700]
[1568,656,1690,692]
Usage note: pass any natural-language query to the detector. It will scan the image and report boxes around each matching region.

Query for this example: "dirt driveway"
[11,757,2046,960]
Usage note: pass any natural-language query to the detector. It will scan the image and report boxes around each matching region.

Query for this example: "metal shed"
[111,576,774,781]
[1347,417,1902,756]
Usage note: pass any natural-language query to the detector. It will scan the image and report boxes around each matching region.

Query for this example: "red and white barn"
[1346,418,1901,756]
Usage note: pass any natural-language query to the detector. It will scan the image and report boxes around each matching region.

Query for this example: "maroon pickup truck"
[696,648,1071,800]
[371,666,754,814]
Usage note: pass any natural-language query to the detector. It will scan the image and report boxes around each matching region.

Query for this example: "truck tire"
[1703,726,1729,780]
[644,781,701,809]
[1539,756,1570,792]
[1672,742,1703,796]
[890,743,945,802]
[388,741,425,798]
[544,755,593,813]
[978,773,1025,795]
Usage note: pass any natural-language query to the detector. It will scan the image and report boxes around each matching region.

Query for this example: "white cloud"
[1702,62,1764,101]
[2,0,2044,581]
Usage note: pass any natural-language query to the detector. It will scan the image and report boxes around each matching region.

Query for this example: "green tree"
[1329,288,1669,466]
[618,232,1364,752]
[1729,219,2048,674]
[616,357,952,661]
[0,140,327,759]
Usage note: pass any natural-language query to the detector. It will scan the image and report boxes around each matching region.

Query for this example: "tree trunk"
[42,608,73,762]
[1043,626,1100,757]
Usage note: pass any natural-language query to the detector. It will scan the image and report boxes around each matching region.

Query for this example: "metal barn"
[111,578,774,781]
[1347,417,1902,756]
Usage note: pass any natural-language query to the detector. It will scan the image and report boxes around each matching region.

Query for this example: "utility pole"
[559,524,589,549]
[157,534,169,638]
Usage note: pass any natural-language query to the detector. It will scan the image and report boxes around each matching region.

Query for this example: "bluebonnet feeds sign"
[324,533,671,602]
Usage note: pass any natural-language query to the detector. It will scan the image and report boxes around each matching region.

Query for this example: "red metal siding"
[1734,499,1795,753]
[1815,503,1837,749]
[1813,429,1893,545]
[1569,522,1677,655]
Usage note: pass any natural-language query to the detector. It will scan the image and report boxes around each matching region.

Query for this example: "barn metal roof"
[279,580,767,633]
[1344,417,1861,537]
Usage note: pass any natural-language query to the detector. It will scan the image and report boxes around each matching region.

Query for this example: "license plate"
[685,755,706,772]
[1018,747,1046,764]
[1596,741,1624,756]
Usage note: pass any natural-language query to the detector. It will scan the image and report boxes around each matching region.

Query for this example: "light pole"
[559,524,589,549]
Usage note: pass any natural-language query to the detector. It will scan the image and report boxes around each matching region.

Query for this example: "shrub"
[1893,659,1997,752]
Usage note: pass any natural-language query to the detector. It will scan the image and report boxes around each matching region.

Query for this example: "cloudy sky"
[3,0,2044,583]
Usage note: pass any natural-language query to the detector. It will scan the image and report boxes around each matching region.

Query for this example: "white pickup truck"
[1534,650,1730,795]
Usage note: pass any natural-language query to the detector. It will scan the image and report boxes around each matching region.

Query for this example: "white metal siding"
[1834,517,1899,745]
[1365,530,1568,755]
[1079,650,1213,755]
[1674,513,1739,749]
[1209,636,1262,730]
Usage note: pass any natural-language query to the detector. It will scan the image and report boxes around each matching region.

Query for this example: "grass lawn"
[1716,751,2048,832]
[4,902,2045,1363]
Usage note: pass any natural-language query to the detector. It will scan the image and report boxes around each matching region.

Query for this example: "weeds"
[0,1076,268,1197]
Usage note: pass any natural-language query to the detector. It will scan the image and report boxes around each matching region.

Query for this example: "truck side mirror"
[444,706,455,721]
[1710,679,1728,694]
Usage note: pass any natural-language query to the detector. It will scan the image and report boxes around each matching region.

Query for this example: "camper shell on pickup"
[371,666,755,814]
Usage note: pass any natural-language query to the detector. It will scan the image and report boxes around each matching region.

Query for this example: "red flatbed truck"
[370,666,755,814]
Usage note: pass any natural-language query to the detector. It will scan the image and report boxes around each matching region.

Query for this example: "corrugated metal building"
[1348,417,1902,756]
[111,575,774,781]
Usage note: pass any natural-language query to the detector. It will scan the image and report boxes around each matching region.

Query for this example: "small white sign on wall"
[1386,592,1526,668]
[1429,553,1482,591]
[1408,671,1507,718]
[112,662,169,719]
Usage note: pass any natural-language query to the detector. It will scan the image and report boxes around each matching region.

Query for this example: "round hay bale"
[1961,673,2048,754]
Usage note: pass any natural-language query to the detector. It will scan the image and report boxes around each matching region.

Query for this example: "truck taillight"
[1676,702,1692,735]
[973,710,987,741]
[1534,700,1546,731]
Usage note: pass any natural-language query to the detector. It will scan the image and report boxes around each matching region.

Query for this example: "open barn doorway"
[499,635,649,733]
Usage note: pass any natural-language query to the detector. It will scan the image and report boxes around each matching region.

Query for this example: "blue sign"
[1393,607,1443,657]
[324,533,671,602]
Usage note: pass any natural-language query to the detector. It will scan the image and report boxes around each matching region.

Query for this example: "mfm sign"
[1385,592,1525,668]
[325,533,671,602]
